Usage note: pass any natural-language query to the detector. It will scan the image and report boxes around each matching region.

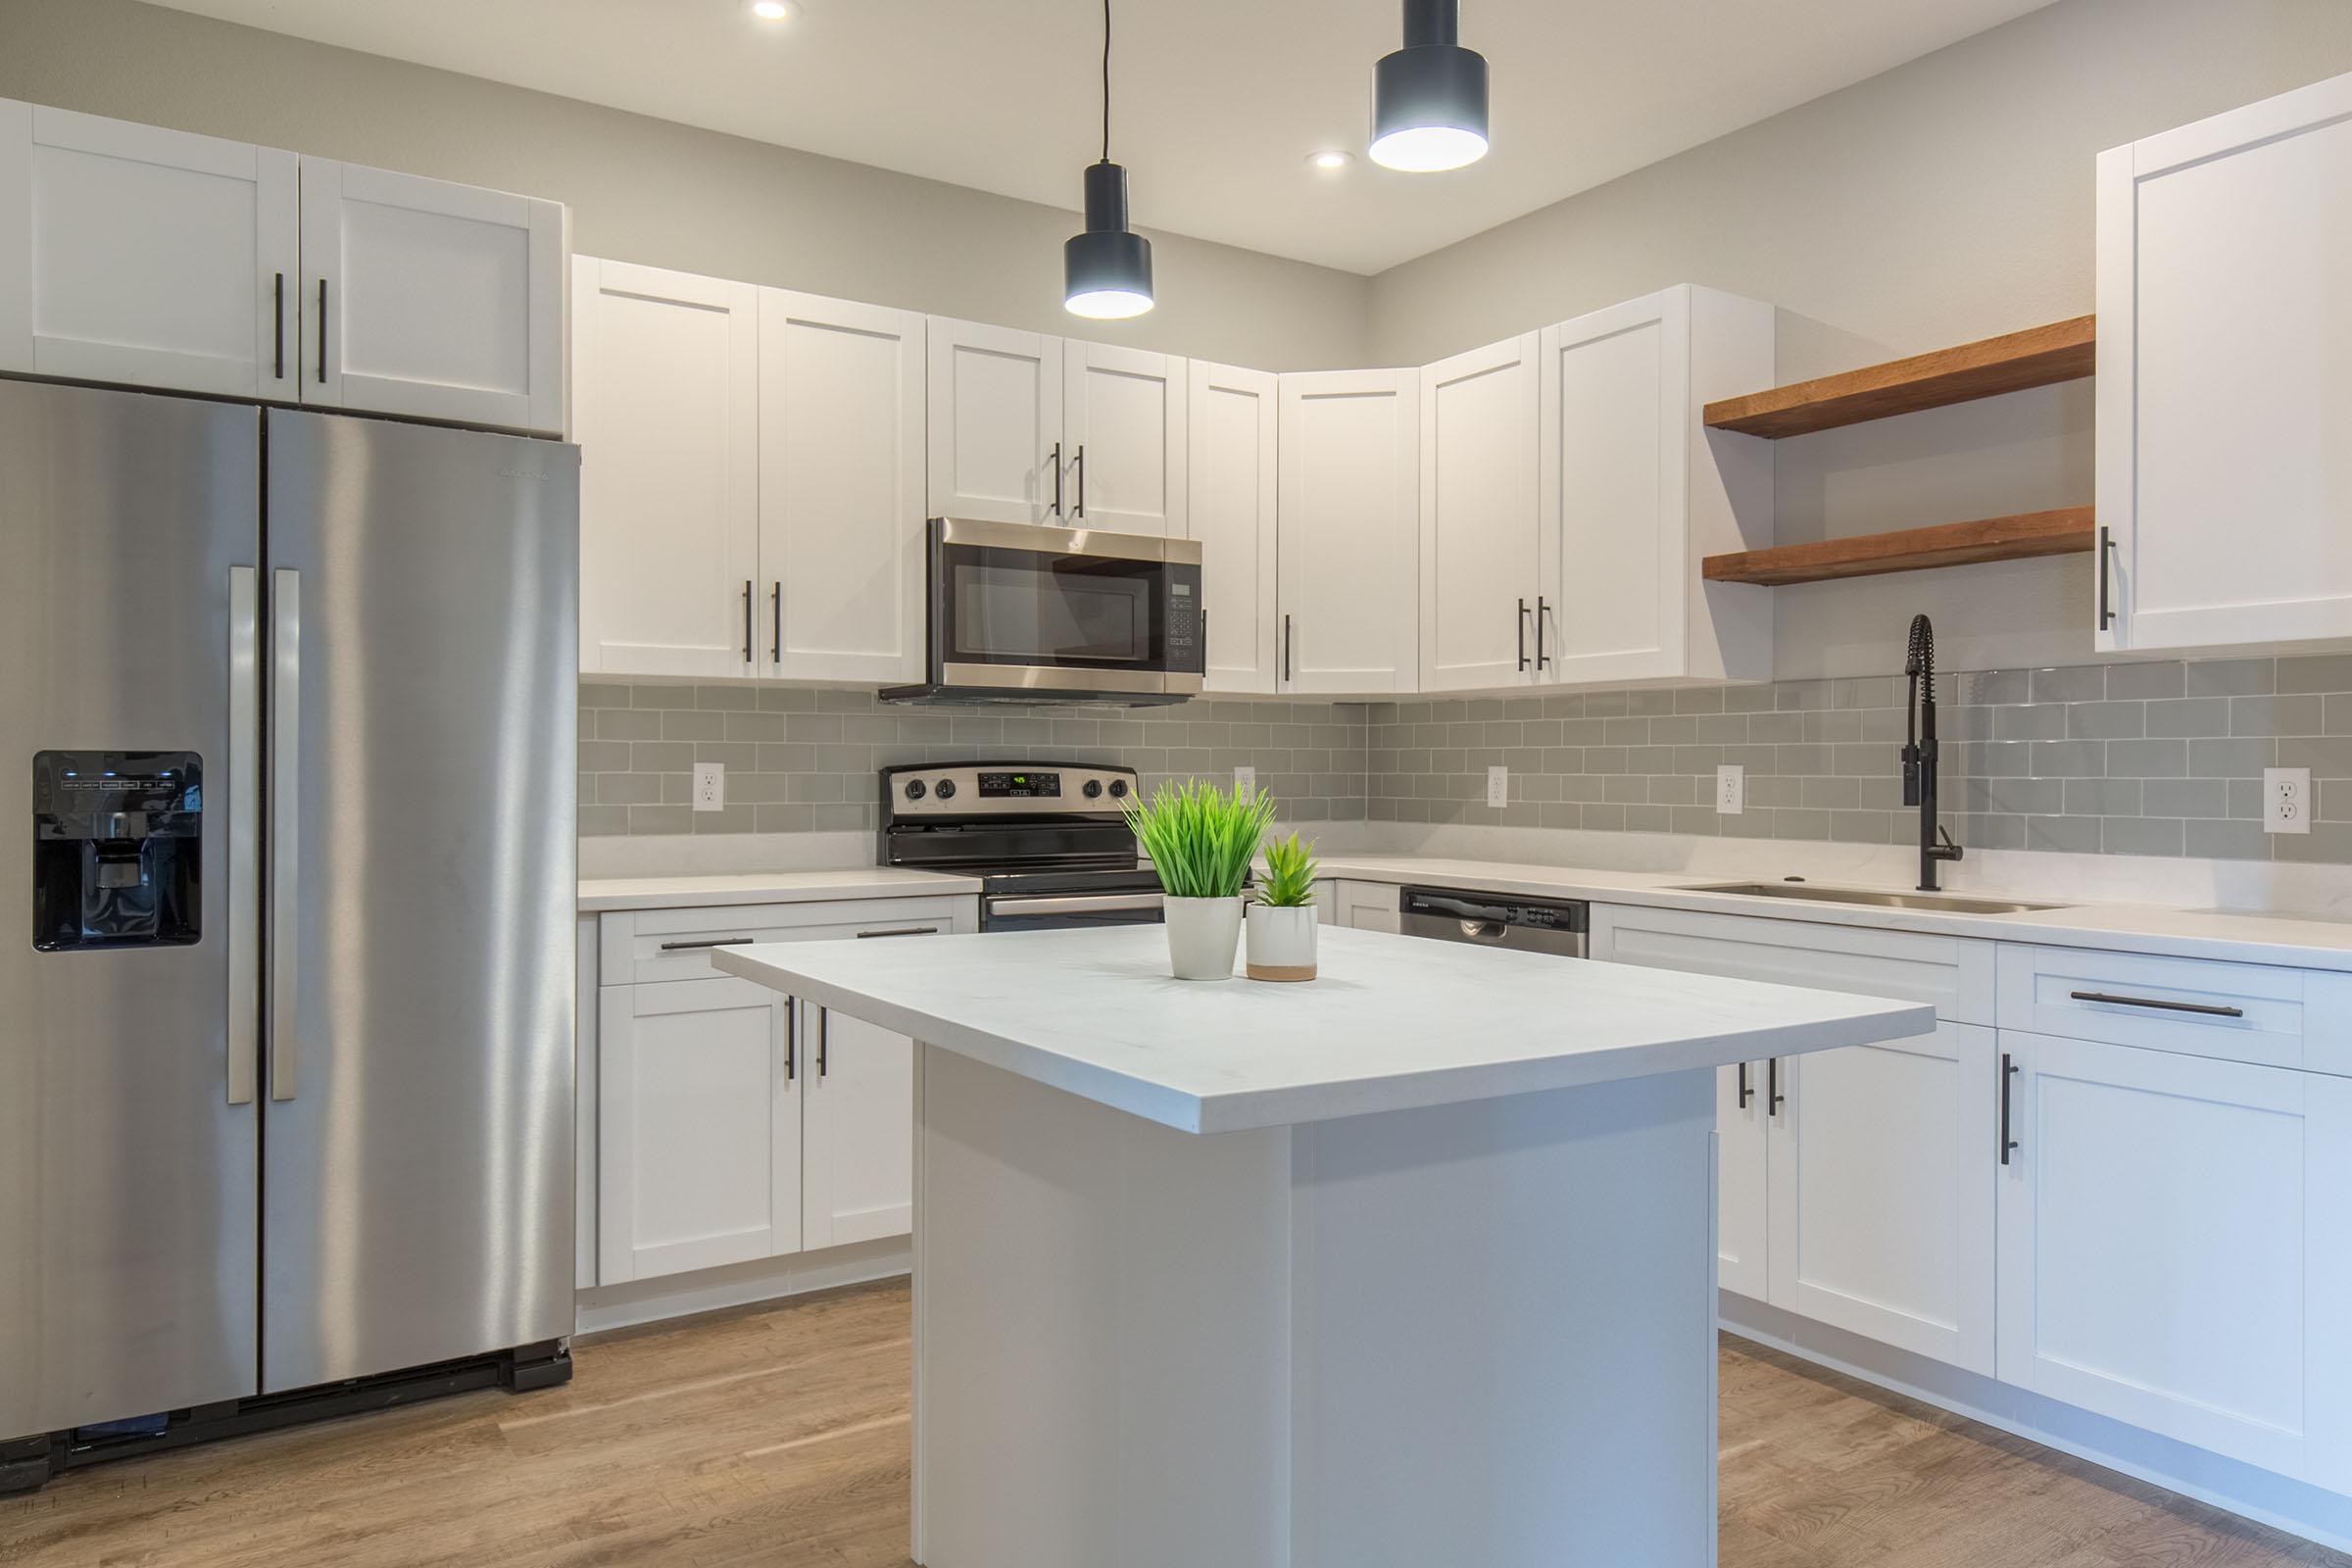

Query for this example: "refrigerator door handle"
[227,566,260,1106]
[270,568,301,1102]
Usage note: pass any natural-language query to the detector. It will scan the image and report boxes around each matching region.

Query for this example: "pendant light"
[1065,0,1153,319]
[1370,0,1490,172]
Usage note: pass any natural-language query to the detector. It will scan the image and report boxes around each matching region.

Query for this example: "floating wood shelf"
[1703,315,2096,439]
[1701,508,2095,586]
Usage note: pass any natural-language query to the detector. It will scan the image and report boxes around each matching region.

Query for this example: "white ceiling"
[143,0,2055,274]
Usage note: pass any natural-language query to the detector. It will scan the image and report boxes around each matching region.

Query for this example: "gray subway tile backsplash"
[579,654,2352,863]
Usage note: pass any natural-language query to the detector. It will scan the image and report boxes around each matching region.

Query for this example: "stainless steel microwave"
[881,517,1204,706]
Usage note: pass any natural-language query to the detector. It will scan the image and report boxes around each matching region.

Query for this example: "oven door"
[933,517,1202,697]
[982,890,1165,933]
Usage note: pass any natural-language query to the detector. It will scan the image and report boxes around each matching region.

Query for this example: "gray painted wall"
[1364,0,2352,685]
[0,0,1372,371]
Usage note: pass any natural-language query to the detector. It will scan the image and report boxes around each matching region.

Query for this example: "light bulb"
[1064,288,1153,321]
[1308,150,1353,171]
[1368,124,1488,172]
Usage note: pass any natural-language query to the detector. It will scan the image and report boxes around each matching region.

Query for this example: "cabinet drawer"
[601,897,969,985]
[1592,904,1994,1024]
[1996,945,2352,1073]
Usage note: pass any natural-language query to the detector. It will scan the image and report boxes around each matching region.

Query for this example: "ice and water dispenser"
[32,752,203,951]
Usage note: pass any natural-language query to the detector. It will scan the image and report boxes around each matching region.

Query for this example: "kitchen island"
[715,924,1932,1568]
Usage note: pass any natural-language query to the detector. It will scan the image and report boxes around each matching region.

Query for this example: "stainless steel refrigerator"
[0,379,577,1484]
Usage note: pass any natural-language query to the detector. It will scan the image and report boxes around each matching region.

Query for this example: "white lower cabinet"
[1714,1060,1770,1300]
[801,1006,915,1250]
[1996,1030,2352,1488]
[1335,880,1400,933]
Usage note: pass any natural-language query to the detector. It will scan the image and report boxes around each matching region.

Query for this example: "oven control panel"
[883,762,1136,819]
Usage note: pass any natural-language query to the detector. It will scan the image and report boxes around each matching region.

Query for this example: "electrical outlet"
[693,760,726,812]
[1233,764,1256,797]
[1487,765,1509,808]
[2265,767,2311,835]
[1716,764,1744,815]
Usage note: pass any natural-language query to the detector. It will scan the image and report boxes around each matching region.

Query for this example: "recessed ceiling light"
[749,0,795,21]
[1308,150,1353,171]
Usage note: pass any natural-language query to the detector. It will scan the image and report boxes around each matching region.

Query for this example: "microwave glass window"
[952,560,1154,665]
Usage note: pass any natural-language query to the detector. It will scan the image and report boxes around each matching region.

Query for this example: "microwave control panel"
[1165,569,1203,671]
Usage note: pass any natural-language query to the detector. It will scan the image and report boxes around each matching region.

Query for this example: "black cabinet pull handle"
[816,1006,829,1079]
[770,581,782,664]
[1517,598,1532,672]
[1283,613,1293,684]
[855,926,938,939]
[1736,1060,1753,1109]
[1999,1052,2020,1165]
[1073,444,1086,518]
[317,277,328,384]
[660,936,754,952]
[1535,595,1551,669]
[1049,441,1063,517]
[2068,989,2243,1018]
[1767,1057,1785,1115]
[784,1003,796,1083]
[272,272,285,380]
[2097,526,2116,631]
[742,579,754,663]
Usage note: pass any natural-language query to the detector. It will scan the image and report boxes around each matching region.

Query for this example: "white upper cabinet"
[759,287,926,684]
[0,101,298,399]
[572,257,759,680]
[1063,341,1187,537]
[927,317,1065,524]
[1188,360,1280,695]
[1419,332,1541,693]
[2095,70,2352,653]
[300,159,564,433]
[1277,368,1420,695]
[1539,285,1773,687]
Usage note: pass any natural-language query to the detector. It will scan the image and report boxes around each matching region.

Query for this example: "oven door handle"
[987,893,1166,916]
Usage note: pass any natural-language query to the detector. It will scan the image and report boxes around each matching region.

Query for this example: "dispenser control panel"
[33,751,203,952]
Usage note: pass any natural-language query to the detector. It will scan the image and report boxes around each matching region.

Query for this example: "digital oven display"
[979,771,1060,799]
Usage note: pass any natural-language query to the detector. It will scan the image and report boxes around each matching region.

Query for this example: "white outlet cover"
[1716,763,1744,815]
[1487,765,1509,808]
[693,760,726,812]
[1234,764,1256,796]
[2264,767,2311,835]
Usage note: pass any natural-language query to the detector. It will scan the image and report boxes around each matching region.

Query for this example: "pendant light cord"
[1100,0,1111,164]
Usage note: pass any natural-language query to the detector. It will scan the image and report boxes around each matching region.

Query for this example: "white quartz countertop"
[1316,855,2352,972]
[712,924,1932,1134]
[577,866,981,912]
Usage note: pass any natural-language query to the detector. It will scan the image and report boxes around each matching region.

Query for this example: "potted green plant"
[1123,779,1274,980]
[1247,832,1321,982]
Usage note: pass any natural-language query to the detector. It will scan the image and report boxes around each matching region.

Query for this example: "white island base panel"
[910,1044,1720,1568]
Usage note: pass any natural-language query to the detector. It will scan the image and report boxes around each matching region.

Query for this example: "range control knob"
[1082,779,1103,800]
[1106,778,1128,800]
[904,778,927,801]
[934,778,957,801]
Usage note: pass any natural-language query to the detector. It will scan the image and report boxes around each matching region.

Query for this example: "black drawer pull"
[1766,1057,1786,1115]
[661,936,754,952]
[2068,990,2244,1019]
[1736,1060,1753,1110]
[1999,1053,2020,1165]
[856,926,939,939]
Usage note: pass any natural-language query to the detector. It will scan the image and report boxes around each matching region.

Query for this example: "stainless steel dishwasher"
[1397,886,1589,958]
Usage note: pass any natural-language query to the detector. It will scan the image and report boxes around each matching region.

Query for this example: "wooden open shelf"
[1701,507,2095,586]
[1702,315,2096,439]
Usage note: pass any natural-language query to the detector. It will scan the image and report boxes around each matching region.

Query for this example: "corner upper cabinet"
[2095,70,2352,653]
[1188,360,1280,694]
[0,100,298,399]
[759,288,926,684]
[1277,368,1420,695]
[1539,285,1773,686]
[1419,332,1541,693]
[300,159,564,434]
[927,317,1064,524]
[1063,341,1186,536]
[572,257,760,679]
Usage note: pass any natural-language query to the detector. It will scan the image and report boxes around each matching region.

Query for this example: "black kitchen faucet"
[1902,614,1964,892]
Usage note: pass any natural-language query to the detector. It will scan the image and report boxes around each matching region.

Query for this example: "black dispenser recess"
[32,751,203,952]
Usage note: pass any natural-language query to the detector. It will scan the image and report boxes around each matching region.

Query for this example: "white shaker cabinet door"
[801,1005,916,1250]
[0,101,298,398]
[1767,1021,1997,1375]
[1276,368,1419,695]
[300,158,564,433]
[597,977,802,1286]
[759,287,926,684]
[1996,1032,2352,1489]
[1063,340,1186,537]
[1419,332,1541,693]
[1715,1060,1770,1301]
[1187,360,1280,695]
[2095,70,2352,652]
[927,317,1064,524]
[572,257,760,680]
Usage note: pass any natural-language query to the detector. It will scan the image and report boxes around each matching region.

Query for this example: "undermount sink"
[1679,882,2065,916]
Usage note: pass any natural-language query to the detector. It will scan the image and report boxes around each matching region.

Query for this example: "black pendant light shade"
[1371,0,1490,172]
[1065,160,1153,319]
[1066,0,1152,318]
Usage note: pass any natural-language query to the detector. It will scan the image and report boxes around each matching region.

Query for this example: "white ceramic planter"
[1162,895,1245,981]
[1246,903,1319,982]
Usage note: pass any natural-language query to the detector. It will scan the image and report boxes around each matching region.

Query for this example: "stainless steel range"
[878,762,1165,931]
